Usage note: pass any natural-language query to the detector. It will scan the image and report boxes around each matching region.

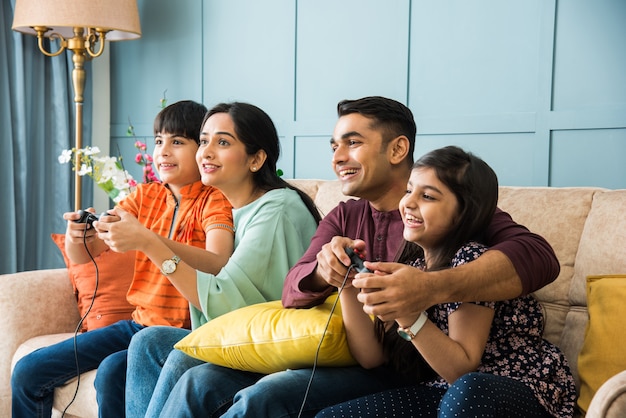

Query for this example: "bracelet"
[397,311,428,341]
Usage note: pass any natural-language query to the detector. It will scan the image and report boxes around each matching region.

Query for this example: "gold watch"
[160,255,181,275]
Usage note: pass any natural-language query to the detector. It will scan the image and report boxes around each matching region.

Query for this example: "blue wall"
[110,0,626,189]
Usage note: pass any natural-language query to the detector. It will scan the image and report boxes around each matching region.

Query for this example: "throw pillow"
[51,233,136,332]
[175,294,357,374]
[577,274,626,412]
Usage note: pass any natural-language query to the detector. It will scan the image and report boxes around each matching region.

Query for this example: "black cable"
[61,224,99,417]
[296,266,353,418]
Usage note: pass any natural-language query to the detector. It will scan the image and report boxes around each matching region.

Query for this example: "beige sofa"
[1,179,625,417]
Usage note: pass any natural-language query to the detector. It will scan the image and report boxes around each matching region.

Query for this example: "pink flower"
[135,141,147,151]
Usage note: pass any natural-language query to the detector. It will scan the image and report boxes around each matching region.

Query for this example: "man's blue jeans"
[11,319,144,418]
[125,325,204,418]
[159,362,408,417]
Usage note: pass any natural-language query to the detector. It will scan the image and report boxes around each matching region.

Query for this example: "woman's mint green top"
[190,188,318,329]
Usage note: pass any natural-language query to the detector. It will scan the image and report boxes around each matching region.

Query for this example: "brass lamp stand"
[12,0,141,210]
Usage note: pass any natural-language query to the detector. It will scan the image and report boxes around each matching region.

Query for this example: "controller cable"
[296,265,354,418]
[61,223,99,417]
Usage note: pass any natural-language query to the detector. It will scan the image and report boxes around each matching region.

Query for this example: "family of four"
[13,96,575,417]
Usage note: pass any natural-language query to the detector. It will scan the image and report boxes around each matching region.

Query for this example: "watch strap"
[397,311,428,341]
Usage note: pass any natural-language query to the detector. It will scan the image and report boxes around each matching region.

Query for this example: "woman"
[121,102,321,418]
[317,146,576,417]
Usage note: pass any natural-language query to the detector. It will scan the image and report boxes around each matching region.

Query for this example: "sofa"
[1,179,625,417]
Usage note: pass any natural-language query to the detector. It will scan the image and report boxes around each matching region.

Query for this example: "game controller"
[345,247,371,273]
[75,210,99,227]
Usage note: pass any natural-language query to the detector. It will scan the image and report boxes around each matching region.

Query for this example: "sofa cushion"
[577,275,626,413]
[11,333,98,418]
[174,294,356,374]
[562,190,626,384]
[51,234,135,332]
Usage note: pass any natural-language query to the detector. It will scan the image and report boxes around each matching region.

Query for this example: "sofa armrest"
[0,268,81,418]
[586,370,626,418]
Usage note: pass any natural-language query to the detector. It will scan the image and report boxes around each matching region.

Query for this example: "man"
[158,96,559,417]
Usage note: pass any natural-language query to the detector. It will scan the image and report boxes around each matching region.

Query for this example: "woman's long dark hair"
[203,102,321,224]
[376,145,499,381]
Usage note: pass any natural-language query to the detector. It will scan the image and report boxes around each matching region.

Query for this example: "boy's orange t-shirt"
[118,180,233,329]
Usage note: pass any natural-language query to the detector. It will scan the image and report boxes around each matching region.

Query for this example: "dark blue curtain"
[1,0,93,273]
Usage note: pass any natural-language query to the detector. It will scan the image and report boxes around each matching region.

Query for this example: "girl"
[121,102,322,418]
[318,146,576,417]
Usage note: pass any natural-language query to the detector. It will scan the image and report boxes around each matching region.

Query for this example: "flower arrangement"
[58,146,136,203]
[58,95,166,203]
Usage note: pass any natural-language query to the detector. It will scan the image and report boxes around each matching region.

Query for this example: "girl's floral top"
[413,241,577,418]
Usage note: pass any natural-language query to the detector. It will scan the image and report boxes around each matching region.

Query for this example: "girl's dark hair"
[376,145,499,380]
[153,100,208,143]
[337,96,416,167]
[412,145,498,270]
[203,102,321,224]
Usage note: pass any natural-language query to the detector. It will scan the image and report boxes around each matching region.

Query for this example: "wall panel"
[410,0,542,117]
[293,136,335,180]
[201,0,296,120]
[552,0,626,110]
[109,0,626,189]
[295,0,410,121]
[414,133,538,187]
[551,129,626,188]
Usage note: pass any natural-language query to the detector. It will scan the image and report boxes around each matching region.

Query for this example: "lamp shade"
[12,0,141,40]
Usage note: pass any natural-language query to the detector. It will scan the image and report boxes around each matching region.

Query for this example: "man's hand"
[353,261,438,322]
[312,237,367,290]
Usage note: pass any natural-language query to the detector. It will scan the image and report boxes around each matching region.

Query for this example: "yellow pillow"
[175,294,357,374]
[577,275,626,413]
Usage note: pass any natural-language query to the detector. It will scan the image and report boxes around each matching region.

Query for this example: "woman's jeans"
[125,325,203,418]
[11,319,144,418]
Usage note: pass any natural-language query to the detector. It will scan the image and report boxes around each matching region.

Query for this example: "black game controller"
[75,210,99,227]
[345,247,371,273]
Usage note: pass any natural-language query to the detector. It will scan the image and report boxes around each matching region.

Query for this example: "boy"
[11,100,234,418]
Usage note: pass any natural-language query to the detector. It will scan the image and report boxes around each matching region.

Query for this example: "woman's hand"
[94,207,153,253]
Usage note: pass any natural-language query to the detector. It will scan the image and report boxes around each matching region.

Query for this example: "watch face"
[162,259,176,274]
[397,328,413,341]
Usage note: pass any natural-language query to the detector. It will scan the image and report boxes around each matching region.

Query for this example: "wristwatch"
[160,255,181,275]
[397,311,428,341]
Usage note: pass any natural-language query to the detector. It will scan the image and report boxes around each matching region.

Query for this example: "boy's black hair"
[153,100,208,144]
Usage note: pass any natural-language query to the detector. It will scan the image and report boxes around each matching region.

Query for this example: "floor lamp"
[12,0,141,210]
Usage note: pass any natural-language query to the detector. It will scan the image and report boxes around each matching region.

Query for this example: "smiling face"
[153,132,200,194]
[196,112,264,206]
[400,167,460,253]
[331,113,401,203]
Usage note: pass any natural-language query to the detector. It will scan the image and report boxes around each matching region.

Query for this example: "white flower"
[95,156,121,183]
[84,146,101,156]
[78,164,92,176]
[58,149,73,164]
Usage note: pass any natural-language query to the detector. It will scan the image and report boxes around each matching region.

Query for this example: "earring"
[251,166,257,172]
